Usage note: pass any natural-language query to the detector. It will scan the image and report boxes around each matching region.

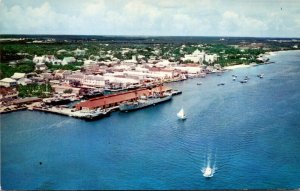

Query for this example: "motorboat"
[257,74,264,78]
[203,167,213,178]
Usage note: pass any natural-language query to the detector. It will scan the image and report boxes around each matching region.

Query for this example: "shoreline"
[223,64,252,70]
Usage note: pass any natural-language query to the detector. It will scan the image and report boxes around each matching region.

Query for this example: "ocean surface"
[1,50,300,190]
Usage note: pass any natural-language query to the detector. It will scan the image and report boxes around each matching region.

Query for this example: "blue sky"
[0,0,300,37]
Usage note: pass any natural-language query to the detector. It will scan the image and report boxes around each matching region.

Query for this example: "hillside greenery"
[17,83,53,98]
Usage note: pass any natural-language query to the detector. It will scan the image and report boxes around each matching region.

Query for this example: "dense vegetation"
[1,36,298,79]
[46,62,84,71]
[17,83,52,98]
[0,61,35,79]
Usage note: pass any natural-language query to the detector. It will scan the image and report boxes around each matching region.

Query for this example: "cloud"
[81,0,106,17]
[0,0,299,37]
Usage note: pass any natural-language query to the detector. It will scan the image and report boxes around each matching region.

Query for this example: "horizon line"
[0,34,300,39]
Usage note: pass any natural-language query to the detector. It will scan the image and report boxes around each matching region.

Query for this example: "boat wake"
[201,151,217,178]
[17,119,73,134]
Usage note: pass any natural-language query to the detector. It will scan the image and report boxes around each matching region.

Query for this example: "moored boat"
[43,97,71,105]
[119,94,172,112]
[83,89,104,99]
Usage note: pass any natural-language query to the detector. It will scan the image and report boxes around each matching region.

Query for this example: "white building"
[54,70,72,79]
[33,55,47,63]
[103,75,139,86]
[62,57,76,65]
[205,54,218,64]
[122,70,169,80]
[57,49,68,54]
[65,73,106,88]
[52,85,81,95]
[155,60,177,67]
[35,63,48,71]
[65,73,84,82]
[83,75,105,87]
[73,48,86,56]
[172,66,202,74]
[11,73,26,80]
[17,78,33,86]
[84,60,97,67]
[33,55,61,65]
[182,49,205,63]
[0,78,17,87]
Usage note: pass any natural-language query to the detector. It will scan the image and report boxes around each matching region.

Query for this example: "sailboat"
[177,108,186,120]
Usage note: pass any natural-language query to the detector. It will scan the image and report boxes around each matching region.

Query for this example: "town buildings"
[0,78,17,87]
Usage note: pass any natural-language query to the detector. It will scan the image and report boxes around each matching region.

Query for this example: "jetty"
[31,106,111,121]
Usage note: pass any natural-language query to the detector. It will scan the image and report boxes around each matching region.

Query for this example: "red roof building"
[76,86,171,110]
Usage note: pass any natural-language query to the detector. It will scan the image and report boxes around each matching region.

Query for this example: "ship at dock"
[76,108,111,121]
[119,93,172,112]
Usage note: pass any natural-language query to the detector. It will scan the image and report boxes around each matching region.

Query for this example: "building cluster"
[181,49,218,64]
[1,49,222,106]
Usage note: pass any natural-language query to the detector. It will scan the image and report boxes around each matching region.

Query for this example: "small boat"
[197,82,202,85]
[240,80,247,83]
[257,74,264,78]
[170,89,182,95]
[217,83,225,86]
[232,77,236,81]
[202,167,214,178]
[177,108,186,120]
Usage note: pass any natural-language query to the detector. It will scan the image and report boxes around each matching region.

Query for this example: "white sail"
[177,108,186,119]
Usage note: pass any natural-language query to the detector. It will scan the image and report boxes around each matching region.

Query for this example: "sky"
[0,0,300,37]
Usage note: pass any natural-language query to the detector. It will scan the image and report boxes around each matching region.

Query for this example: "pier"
[31,106,111,121]
[1,86,181,121]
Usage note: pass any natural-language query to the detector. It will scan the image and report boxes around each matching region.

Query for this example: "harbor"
[0,67,268,120]
[2,50,300,189]
[2,84,182,120]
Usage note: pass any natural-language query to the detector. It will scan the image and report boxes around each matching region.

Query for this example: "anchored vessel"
[119,93,172,112]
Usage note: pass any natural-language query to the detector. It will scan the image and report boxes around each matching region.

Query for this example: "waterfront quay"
[76,86,172,110]
[5,85,180,121]
[0,39,278,120]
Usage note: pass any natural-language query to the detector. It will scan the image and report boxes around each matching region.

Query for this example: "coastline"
[223,64,252,70]
[223,49,293,70]
[2,49,300,189]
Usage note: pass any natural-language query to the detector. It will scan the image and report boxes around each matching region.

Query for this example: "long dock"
[31,107,111,121]
[0,106,27,114]
[2,88,182,121]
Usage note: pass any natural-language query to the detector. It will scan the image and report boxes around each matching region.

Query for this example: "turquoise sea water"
[1,50,300,189]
